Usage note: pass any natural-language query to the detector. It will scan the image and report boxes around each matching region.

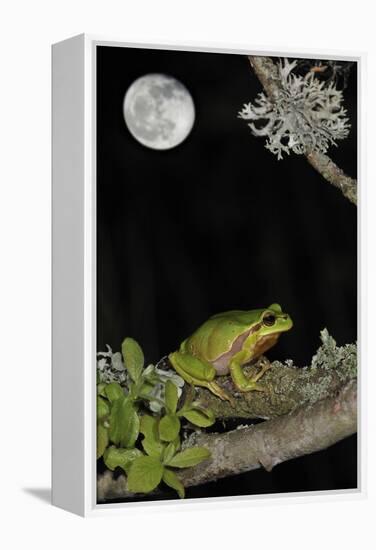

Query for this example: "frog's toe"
[250,382,268,392]
[207,381,235,405]
[237,379,268,393]
[258,357,272,371]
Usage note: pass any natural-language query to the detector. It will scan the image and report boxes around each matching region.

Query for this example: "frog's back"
[182,309,263,362]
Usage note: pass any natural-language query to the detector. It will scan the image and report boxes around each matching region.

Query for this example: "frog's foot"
[249,356,272,385]
[207,381,236,406]
[229,356,271,394]
[241,358,272,392]
[234,379,268,393]
[168,351,235,406]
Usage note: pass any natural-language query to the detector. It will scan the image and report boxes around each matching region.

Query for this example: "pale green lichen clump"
[300,375,333,406]
[311,328,357,379]
[238,59,350,160]
[271,329,357,407]
[300,329,357,405]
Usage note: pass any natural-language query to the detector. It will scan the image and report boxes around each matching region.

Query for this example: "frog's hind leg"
[168,351,235,405]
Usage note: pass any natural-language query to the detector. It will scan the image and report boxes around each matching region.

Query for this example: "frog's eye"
[263,313,276,327]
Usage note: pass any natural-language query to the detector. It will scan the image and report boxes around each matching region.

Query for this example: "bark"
[192,354,356,420]
[306,151,357,205]
[97,380,357,501]
[98,335,356,501]
[248,56,357,205]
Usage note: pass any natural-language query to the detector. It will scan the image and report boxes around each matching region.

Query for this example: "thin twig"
[248,56,357,205]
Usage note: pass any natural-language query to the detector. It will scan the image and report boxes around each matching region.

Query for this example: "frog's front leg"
[168,351,235,405]
[228,350,271,393]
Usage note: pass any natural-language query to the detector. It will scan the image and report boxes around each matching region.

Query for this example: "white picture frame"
[52,34,365,517]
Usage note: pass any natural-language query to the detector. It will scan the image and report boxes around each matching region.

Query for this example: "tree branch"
[187,334,357,420]
[98,334,356,501]
[97,379,357,501]
[248,56,357,205]
[305,151,357,205]
[179,379,357,486]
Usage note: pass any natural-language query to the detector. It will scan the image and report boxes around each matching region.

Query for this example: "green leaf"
[109,396,140,448]
[103,447,143,473]
[122,337,144,383]
[162,441,177,465]
[97,382,107,397]
[172,435,181,452]
[142,437,165,458]
[166,447,211,468]
[97,396,110,420]
[162,468,185,499]
[127,456,164,494]
[164,380,178,414]
[180,384,195,411]
[104,382,124,403]
[138,392,165,409]
[97,424,109,459]
[128,381,139,400]
[139,380,154,395]
[159,414,181,442]
[140,415,165,458]
[140,414,157,437]
[180,406,216,428]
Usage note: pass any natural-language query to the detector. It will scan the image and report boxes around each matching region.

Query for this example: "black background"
[97,46,357,501]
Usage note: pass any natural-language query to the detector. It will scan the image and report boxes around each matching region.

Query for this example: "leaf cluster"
[97,338,214,498]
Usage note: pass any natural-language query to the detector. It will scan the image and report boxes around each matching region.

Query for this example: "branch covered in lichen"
[97,379,357,500]
[97,331,357,501]
[306,150,357,205]
[240,59,350,160]
[193,329,357,420]
[246,56,357,205]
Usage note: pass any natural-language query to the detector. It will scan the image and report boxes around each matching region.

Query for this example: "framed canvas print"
[52,35,362,517]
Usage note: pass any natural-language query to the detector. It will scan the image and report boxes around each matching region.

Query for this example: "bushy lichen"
[299,329,357,405]
[300,375,333,405]
[311,328,338,370]
[97,346,128,385]
[272,359,295,370]
[311,329,357,379]
[238,58,350,159]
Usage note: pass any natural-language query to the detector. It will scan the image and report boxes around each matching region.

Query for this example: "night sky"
[96,45,357,502]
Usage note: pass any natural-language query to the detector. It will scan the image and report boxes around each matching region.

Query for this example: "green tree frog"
[169,304,292,404]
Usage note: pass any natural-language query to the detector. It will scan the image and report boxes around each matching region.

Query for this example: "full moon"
[123,74,195,150]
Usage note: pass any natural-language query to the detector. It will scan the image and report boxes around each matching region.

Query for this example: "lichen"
[238,58,350,159]
[299,329,357,405]
[97,346,184,413]
[311,329,357,379]
[311,328,338,370]
[300,375,333,405]
[97,346,128,385]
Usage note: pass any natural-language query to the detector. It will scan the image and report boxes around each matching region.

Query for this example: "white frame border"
[52,33,366,517]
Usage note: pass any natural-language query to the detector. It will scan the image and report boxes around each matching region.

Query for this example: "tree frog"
[169,304,292,404]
